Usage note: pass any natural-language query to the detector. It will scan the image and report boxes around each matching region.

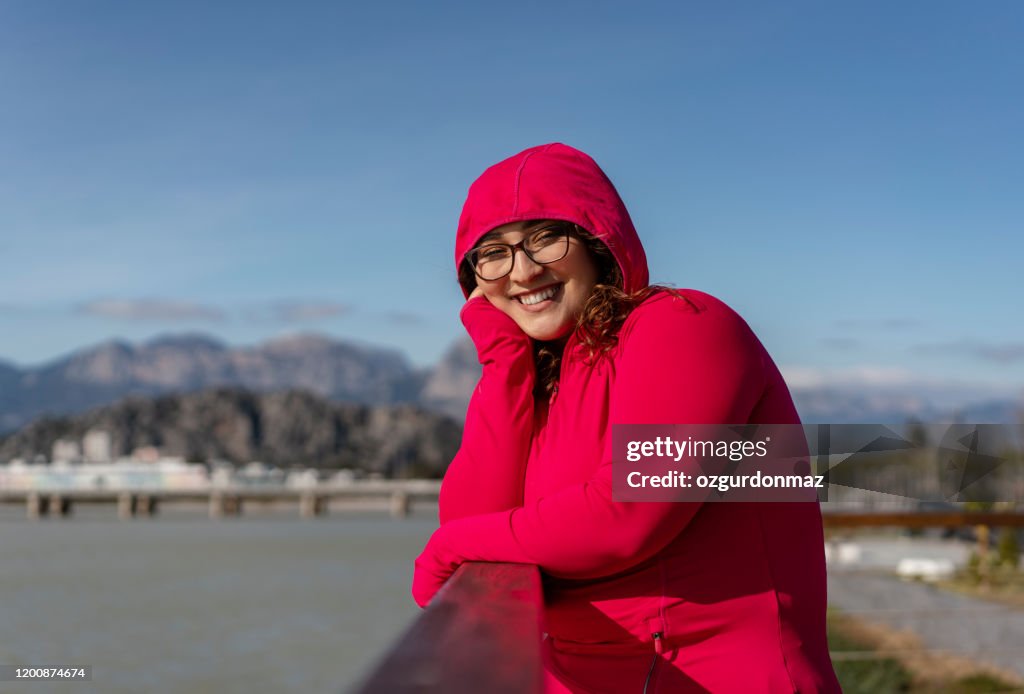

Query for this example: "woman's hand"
[411,526,460,607]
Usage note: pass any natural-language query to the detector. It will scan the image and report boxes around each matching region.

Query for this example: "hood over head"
[455,143,649,298]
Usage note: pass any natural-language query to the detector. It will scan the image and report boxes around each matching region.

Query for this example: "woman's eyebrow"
[477,231,503,244]
[477,221,553,245]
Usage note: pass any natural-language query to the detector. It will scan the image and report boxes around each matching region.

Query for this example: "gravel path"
[828,570,1024,679]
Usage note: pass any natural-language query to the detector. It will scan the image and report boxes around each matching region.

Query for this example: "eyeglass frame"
[464,222,581,282]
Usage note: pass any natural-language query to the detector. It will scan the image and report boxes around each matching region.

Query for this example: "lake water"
[0,504,439,694]
[8,505,1020,693]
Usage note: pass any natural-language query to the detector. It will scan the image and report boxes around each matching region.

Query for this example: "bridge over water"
[0,480,442,519]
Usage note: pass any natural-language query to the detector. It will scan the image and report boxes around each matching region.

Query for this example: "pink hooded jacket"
[413,143,840,693]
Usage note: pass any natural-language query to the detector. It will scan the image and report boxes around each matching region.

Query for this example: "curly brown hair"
[458,222,670,400]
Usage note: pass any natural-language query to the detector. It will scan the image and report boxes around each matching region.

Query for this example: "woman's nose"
[509,247,544,283]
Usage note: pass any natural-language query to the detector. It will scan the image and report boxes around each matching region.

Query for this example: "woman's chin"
[518,319,573,342]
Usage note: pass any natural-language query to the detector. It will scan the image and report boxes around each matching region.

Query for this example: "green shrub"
[942,673,1020,693]
[996,528,1020,570]
[828,614,912,693]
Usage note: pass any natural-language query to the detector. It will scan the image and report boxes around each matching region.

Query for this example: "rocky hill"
[419,337,479,420]
[0,333,430,433]
[0,388,462,478]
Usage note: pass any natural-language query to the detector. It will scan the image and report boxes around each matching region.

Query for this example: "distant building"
[83,429,113,463]
[0,457,210,490]
[52,438,82,463]
[131,446,161,463]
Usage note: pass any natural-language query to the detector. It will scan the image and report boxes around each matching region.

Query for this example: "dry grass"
[937,578,1024,611]
[829,610,1024,690]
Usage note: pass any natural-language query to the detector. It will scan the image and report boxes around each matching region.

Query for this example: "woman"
[413,143,840,693]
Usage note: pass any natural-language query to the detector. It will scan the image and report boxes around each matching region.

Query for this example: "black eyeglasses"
[466,223,577,281]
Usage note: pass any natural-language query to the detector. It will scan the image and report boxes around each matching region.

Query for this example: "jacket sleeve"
[425,296,768,579]
[437,297,536,525]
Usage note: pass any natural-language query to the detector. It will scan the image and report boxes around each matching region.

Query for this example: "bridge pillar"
[390,490,411,519]
[51,495,73,517]
[137,494,159,517]
[209,492,243,518]
[299,493,328,518]
[118,493,137,519]
[27,492,50,519]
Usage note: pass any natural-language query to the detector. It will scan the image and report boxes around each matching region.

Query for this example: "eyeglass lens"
[471,227,570,280]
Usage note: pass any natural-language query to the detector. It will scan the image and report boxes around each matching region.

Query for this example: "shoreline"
[0,499,441,522]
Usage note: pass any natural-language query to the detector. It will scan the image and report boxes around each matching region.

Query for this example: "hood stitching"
[511,151,537,217]
[510,144,558,217]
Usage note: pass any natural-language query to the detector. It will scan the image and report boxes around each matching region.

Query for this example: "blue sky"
[1,1,1021,400]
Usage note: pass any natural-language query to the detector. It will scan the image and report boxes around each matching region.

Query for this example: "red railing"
[352,562,544,693]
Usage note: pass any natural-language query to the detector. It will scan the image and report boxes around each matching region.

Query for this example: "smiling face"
[467,220,600,341]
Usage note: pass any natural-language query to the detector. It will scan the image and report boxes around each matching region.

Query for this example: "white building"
[83,429,113,463]
[52,438,82,462]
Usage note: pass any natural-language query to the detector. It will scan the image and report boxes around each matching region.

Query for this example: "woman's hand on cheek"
[460,283,533,349]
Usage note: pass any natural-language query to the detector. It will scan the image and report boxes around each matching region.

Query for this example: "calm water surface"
[0,504,439,694]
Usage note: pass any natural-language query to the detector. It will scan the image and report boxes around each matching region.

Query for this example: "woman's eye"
[477,246,509,260]
[531,229,562,245]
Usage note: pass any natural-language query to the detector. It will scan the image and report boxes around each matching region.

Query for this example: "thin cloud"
[77,299,225,322]
[820,337,861,351]
[243,301,351,323]
[385,310,426,325]
[778,364,1022,413]
[781,365,920,390]
[912,340,1024,364]
[833,318,922,330]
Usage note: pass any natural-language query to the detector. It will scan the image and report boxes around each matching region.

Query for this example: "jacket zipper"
[642,632,663,694]
[549,382,559,405]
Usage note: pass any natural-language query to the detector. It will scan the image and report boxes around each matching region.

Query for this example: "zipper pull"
[549,382,559,405]
[652,631,664,655]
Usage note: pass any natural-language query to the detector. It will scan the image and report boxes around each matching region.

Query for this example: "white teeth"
[518,285,558,305]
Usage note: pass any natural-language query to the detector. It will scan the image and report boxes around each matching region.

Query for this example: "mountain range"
[0,333,470,434]
[0,332,1020,437]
